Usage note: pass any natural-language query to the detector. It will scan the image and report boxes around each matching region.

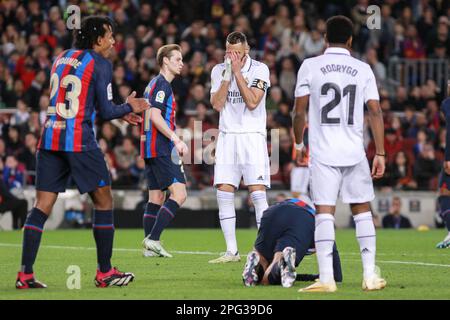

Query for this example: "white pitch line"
[0,243,449,268]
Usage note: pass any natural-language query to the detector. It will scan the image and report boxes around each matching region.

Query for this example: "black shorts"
[145,154,186,191]
[254,202,315,266]
[36,149,111,194]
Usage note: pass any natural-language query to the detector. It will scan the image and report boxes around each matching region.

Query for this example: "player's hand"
[126,91,150,113]
[444,161,450,175]
[174,139,189,157]
[371,154,385,179]
[223,56,232,82]
[295,148,307,166]
[122,113,142,126]
[230,52,242,75]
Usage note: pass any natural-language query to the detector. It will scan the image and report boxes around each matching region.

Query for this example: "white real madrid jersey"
[210,56,270,134]
[295,47,379,166]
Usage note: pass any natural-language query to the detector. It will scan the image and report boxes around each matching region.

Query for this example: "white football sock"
[250,190,268,229]
[217,190,238,254]
[353,211,376,279]
[315,213,335,283]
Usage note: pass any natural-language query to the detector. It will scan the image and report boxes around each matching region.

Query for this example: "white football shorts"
[214,132,270,188]
[310,158,375,205]
[290,166,310,194]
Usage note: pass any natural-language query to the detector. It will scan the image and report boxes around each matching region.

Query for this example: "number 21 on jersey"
[320,82,356,126]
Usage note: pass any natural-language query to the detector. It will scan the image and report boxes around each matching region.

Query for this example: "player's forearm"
[99,102,132,120]
[235,73,258,110]
[210,81,230,112]
[292,98,307,144]
[367,104,385,155]
[150,109,180,142]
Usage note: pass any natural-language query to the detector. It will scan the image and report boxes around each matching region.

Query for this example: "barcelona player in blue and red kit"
[16,16,149,289]
[141,44,188,258]
[242,198,342,288]
[437,84,450,249]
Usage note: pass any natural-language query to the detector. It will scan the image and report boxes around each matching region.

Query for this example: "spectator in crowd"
[114,137,138,186]
[3,155,25,192]
[389,151,417,190]
[0,0,448,193]
[413,142,441,190]
[382,196,412,229]
[0,179,28,230]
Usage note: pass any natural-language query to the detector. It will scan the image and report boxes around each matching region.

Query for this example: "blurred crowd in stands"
[0,0,449,194]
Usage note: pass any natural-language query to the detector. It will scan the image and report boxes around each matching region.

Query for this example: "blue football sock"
[143,202,161,237]
[93,210,114,273]
[149,199,179,241]
[439,196,450,232]
[21,208,48,274]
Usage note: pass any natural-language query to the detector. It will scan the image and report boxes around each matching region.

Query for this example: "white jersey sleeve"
[364,67,380,103]
[294,60,312,97]
[210,64,223,94]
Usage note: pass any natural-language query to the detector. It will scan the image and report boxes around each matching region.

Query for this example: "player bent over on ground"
[141,44,188,258]
[16,16,149,289]
[242,199,342,288]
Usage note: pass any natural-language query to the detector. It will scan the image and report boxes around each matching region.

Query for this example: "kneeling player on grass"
[242,199,342,288]
[16,16,149,289]
[141,44,188,258]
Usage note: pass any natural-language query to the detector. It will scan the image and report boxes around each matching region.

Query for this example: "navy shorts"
[254,202,315,266]
[438,168,450,191]
[36,148,111,194]
[145,154,186,191]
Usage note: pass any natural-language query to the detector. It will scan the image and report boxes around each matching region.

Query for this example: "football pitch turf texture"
[0,229,448,300]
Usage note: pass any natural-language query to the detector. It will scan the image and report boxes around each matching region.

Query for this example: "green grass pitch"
[0,229,448,300]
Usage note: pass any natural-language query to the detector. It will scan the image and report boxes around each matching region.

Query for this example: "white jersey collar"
[324,47,351,56]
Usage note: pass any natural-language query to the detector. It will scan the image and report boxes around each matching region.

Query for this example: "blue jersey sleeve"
[94,57,132,120]
[149,80,171,112]
[442,98,450,161]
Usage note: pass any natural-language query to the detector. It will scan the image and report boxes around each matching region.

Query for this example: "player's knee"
[171,189,187,205]
[91,188,113,210]
[149,191,165,205]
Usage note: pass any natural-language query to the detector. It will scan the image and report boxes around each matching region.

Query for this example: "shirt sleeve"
[363,67,380,103]
[210,65,222,94]
[294,60,312,97]
[95,58,132,120]
[250,64,270,92]
[149,80,171,112]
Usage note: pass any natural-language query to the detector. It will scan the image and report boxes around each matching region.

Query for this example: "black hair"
[326,15,353,45]
[73,16,114,49]
[226,31,247,45]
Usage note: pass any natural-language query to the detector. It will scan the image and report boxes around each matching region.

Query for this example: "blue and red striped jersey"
[39,49,132,152]
[141,74,177,159]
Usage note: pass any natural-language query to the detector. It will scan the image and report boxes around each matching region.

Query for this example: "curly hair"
[73,16,114,50]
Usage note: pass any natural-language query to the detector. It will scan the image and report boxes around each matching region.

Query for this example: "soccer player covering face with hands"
[141,45,188,258]
[293,16,386,292]
[16,16,149,289]
[209,32,271,263]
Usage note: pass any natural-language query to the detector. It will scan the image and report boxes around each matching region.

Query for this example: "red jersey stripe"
[73,59,95,152]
